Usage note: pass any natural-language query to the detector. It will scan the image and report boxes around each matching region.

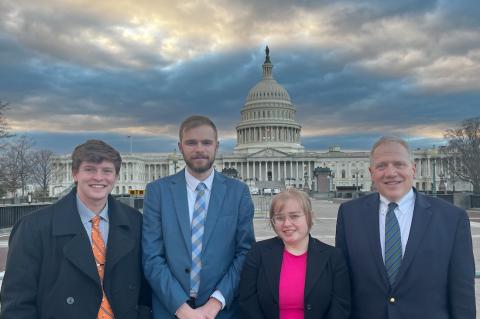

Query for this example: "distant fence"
[471,195,480,208]
[0,204,50,229]
[0,197,56,206]
[435,194,454,204]
[116,197,144,210]
[252,195,273,219]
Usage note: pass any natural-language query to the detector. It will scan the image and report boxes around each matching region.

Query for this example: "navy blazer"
[335,189,475,319]
[0,188,151,319]
[238,236,351,319]
[142,170,255,318]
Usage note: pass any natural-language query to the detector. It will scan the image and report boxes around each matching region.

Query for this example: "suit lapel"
[364,194,389,289]
[170,170,192,253]
[304,237,329,298]
[52,189,101,287]
[203,172,226,250]
[393,191,432,287]
[263,238,284,303]
[104,197,135,285]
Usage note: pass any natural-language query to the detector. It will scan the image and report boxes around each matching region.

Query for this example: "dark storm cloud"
[0,0,479,153]
[25,131,179,154]
[301,134,445,152]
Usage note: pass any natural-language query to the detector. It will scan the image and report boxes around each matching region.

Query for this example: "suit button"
[129,284,136,290]
[66,297,75,305]
[306,304,312,310]
[389,297,396,304]
[185,268,190,273]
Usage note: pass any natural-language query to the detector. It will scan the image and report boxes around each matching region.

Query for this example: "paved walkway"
[1,199,479,314]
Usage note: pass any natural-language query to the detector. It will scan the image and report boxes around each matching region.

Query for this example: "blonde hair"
[269,188,314,230]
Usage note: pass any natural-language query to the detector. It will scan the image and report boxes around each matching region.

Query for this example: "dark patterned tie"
[385,202,401,286]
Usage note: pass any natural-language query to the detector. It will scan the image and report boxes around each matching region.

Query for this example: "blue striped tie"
[190,182,207,297]
[385,202,401,286]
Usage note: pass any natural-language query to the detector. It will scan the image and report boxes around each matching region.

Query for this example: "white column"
[272,161,275,181]
[295,161,298,182]
[266,161,269,181]
[309,161,312,184]
[260,161,267,181]
[277,161,281,180]
[290,161,293,179]
[264,161,268,181]
[257,161,260,181]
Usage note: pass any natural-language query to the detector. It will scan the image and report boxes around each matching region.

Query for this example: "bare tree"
[0,100,13,147]
[1,145,22,196]
[442,117,480,193]
[30,149,56,197]
[0,136,35,197]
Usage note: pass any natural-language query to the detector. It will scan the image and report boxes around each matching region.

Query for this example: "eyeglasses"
[271,213,305,224]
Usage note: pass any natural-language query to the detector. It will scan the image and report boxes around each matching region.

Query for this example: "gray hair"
[370,136,413,166]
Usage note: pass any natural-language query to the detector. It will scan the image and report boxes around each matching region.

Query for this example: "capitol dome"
[235,46,304,154]
[246,76,291,102]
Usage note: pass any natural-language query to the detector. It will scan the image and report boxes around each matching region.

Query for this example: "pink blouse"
[279,249,307,319]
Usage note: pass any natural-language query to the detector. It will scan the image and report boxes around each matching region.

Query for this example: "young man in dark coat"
[0,139,151,319]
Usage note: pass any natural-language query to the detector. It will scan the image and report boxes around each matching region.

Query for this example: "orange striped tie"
[91,216,115,319]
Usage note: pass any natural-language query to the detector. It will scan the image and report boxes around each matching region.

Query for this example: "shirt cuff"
[211,290,226,309]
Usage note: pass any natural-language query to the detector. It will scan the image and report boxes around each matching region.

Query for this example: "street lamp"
[169,149,179,174]
[126,135,133,153]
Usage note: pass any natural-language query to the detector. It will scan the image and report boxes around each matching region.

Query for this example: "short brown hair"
[71,139,122,174]
[269,188,314,230]
[179,115,218,141]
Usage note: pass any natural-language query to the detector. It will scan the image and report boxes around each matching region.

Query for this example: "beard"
[184,156,215,174]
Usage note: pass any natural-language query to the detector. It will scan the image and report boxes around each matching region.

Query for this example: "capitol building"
[50,48,471,196]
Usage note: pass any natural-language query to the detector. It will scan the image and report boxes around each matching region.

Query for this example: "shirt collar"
[185,168,215,192]
[76,194,109,225]
[379,188,415,216]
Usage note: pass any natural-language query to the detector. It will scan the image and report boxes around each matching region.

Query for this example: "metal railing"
[0,204,50,229]
[252,195,273,219]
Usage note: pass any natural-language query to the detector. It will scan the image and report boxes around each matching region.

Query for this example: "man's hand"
[198,297,222,319]
[175,303,206,319]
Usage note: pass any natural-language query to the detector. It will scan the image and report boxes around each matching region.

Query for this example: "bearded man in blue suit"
[142,115,255,319]
[336,136,475,319]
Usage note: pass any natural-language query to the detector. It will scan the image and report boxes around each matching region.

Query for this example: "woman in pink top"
[239,189,350,319]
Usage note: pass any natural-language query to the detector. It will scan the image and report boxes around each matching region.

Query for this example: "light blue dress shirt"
[77,195,109,245]
[379,188,415,262]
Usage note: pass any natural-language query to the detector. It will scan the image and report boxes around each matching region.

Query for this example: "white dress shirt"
[379,188,415,262]
[184,168,225,308]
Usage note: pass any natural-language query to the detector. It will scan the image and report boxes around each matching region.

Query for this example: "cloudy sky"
[0,0,479,155]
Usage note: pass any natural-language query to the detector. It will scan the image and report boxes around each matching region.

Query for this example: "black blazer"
[335,189,475,319]
[0,188,152,319]
[238,236,350,319]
